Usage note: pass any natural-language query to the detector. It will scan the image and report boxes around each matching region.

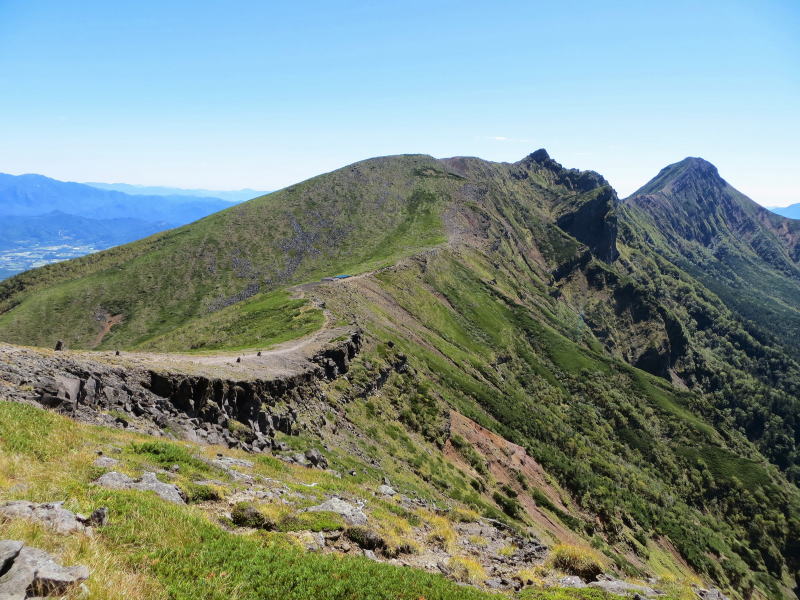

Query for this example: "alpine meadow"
[0,149,798,600]
[0,3,798,600]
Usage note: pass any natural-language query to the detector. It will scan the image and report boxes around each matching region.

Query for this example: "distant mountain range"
[83,182,265,203]
[0,172,253,279]
[768,203,800,219]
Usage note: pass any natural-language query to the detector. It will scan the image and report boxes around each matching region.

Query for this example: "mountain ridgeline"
[1,151,799,598]
[0,173,236,222]
[0,172,245,279]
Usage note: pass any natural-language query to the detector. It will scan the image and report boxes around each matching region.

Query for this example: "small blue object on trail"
[321,274,352,282]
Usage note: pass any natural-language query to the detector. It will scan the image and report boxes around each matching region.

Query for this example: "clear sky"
[0,1,798,204]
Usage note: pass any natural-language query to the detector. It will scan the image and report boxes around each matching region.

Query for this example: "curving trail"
[70,279,369,380]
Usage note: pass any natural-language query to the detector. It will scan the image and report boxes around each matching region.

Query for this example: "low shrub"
[129,441,204,469]
[345,526,385,550]
[231,502,275,530]
[451,506,481,523]
[493,490,522,519]
[424,512,457,552]
[182,482,226,503]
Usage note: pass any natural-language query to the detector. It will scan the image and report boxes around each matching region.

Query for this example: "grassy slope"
[1,152,799,598]
[619,168,800,479]
[317,247,800,600]
[0,398,660,600]
[623,159,800,353]
[0,155,450,350]
[0,401,498,600]
[135,289,325,352]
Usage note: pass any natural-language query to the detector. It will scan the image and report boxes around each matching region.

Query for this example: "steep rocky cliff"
[0,331,363,451]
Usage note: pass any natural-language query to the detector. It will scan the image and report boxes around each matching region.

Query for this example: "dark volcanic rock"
[304,448,328,469]
[556,186,619,263]
[0,330,365,453]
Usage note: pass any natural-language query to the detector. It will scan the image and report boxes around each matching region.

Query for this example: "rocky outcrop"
[306,498,367,526]
[0,540,88,599]
[94,472,186,504]
[587,574,663,598]
[514,149,608,194]
[0,501,105,535]
[694,586,730,600]
[0,331,362,453]
[556,186,619,263]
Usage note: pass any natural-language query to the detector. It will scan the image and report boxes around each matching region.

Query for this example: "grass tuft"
[549,544,605,581]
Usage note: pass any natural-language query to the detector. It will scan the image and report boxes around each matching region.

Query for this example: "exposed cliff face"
[0,331,365,451]
[555,186,619,263]
[509,150,619,263]
[514,149,608,194]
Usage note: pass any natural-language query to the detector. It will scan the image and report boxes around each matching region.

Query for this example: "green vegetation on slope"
[0,400,656,600]
[318,247,800,599]
[136,289,325,352]
[2,149,800,598]
[0,401,495,600]
[0,155,449,350]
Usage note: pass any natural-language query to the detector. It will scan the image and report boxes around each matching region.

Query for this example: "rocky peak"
[678,156,719,176]
[527,148,553,164]
[629,157,724,199]
[627,157,800,274]
[514,149,609,194]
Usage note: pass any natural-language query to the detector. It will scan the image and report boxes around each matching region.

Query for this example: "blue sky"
[0,1,797,204]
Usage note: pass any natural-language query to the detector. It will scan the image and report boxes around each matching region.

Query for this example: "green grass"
[0,401,503,599]
[2,150,799,600]
[0,400,649,600]
[135,289,325,352]
[0,155,451,350]
[129,440,201,466]
[677,444,772,489]
[324,247,798,599]
[519,588,619,600]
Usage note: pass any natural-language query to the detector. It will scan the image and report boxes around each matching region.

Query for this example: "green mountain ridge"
[0,150,799,599]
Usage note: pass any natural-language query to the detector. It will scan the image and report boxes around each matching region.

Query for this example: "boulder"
[0,541,88,600]
[0,501,91,535]
[304,449,328,469]
[92,456,120,469]
[290,453,309,467]
[88,507,109,527]
[695,588,730,600]
[290,531,326,551]
[588,575,661,597]
[94,471,185,504]
[306,498,367,526]
[377,484,396,496]
[558,575,586,588]
[209,458,254,483]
